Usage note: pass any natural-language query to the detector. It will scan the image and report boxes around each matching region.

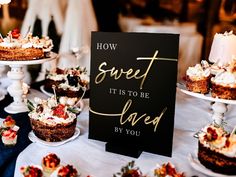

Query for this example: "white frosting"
[209,31,236,66]
[0,32,53,51]
[211,71,236,87]
[28,97,77,125]
[186,64,210,80]
[59,83,82,91]
[47,74,65,81]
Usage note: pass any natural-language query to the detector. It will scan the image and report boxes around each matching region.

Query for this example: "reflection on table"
[119,15,204,81]
[13,88,236,177]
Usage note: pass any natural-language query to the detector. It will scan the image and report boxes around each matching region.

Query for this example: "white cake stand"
[0,52,58,114]
[177,83,236,126]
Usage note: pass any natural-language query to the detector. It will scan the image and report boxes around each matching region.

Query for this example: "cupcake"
[42,153,60,174]
[3,115,15,128]
[1,128,18,147]
[185,61,211,94]
[114,161,142,177]
[20,165,43,177]
[56,164,78,177]
[211,71,236,99]
[154,162,185,177]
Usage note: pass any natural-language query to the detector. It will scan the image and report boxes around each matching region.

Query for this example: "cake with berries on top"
[0,28,53,60]
[198,124,236,175]
[28,96,80,142]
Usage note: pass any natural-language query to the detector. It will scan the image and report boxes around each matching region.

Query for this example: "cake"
[55,164,78,177]
[28,96,80,142]
[211,71,236,99]
[3,115,15,128]
[209,31,236,66]
[20,165,43,177]
[42,153,60,174]
[198,124,236,175]
[44,66,89,98]
[0,28,53,60]
[153,162,185,177]
[185,61,211,94]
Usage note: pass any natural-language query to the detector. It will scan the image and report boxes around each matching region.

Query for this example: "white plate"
[28,127,80,146]
[177,82,236,105]
[188,153,236,177]
[40,85,53,97]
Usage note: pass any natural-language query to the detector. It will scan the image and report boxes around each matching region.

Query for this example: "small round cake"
[20,165,43,177]
[28,96,79,142]
[198,124,236,175]
[0,29,53,60]
[42,153,60,174]
[211,71,236,99]
[185,61,211,94]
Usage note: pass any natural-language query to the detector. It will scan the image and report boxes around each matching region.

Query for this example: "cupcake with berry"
[3,115,15,128]
[114,161,142,177]
[42,153,60,174]
[153,162,185,177]
[1,128,18,147]
[51,164,78,177]
[20,165,43,177]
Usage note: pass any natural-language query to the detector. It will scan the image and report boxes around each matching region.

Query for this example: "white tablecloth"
[14,89,236,177]
[118,16,203,81]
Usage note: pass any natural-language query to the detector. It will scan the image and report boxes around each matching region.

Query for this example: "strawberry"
[11,28,21,39]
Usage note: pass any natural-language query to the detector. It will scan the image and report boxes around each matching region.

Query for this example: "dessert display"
[185,60,211,94]
[42,153,61,174]
[197,124,236,175]
[0,115,19,147]
[0,28,53,60]
[20,165,43,177]
[44,66,89,98]
[153,162,185,177]
[28,96,80,142]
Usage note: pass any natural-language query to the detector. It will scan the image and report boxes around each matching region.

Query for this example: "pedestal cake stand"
[177,83,236,126]
[0,52,58,114]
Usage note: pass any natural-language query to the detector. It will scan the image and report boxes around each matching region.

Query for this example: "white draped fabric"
[57,0,98,74]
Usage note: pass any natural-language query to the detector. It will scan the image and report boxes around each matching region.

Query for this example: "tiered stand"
[0,53,58,114]
[177,83,236,126]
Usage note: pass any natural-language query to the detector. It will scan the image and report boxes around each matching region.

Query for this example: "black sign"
[89,32,179,157]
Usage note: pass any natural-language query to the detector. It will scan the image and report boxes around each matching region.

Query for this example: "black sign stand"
[106,142,142,158]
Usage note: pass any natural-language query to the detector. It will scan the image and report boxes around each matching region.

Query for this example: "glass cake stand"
[177,82,236,126]
[0,52,58,114]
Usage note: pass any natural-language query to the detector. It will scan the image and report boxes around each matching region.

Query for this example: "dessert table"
[11,87,236,177]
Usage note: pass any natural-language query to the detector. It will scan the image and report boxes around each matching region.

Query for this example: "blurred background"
[0,0,235,81]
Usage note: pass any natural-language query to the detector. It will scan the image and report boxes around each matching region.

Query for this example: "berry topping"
[58,164,78,177]
[52,104,68,119]
[20,165,43,177]
[11,28,21,39]
[42,153,60,168]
